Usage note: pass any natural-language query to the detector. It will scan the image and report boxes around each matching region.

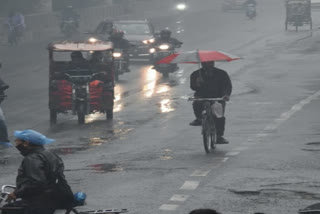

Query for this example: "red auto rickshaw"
[48,41,115,125]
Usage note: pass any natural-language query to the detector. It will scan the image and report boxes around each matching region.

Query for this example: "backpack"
[38,151,74,209]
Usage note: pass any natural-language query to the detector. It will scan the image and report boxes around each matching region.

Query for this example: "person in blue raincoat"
[3,130,72,214]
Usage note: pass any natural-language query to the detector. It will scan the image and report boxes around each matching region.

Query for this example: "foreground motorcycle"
[61,18,78,38]
[246,4,256,19]
[150,44,180,78]
[113,49,129,81]
[0,185,128,214]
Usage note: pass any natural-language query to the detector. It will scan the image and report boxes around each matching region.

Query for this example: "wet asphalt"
[2,0,320,213]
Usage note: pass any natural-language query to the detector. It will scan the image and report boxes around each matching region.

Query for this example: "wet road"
[2,0,320,213]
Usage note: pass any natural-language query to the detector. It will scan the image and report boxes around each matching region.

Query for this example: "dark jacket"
[15,147,65,207]
[190,68,232,98]
[154,37,182,48]
[110,37,131,50]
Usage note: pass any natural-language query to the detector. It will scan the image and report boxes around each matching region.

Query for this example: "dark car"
[114,20,155,60]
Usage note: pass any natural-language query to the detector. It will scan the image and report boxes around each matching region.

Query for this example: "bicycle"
[189,97,225,154]
[0,185,128,214]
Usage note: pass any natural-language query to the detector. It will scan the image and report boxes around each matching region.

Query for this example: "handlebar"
[188,97,225,102]
[1,185,16,194]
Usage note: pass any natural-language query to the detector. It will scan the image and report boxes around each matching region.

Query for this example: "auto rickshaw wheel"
[50,110,57,125]
[106,109,113,120]
[77,104,86,125]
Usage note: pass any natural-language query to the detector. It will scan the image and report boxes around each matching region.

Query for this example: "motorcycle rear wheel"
[77,103,86,125]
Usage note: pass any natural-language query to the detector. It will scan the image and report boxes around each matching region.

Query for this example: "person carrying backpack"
[3,130,74,214]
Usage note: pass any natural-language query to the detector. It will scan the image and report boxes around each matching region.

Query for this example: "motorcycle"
[113,49,129,82]
[64,71,100,125]
[150,43,180,78]
[61,17,78,38]
[0,185,128,214]
[246,3,256,19]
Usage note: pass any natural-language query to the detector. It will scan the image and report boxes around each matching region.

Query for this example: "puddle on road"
[89,163,124,173]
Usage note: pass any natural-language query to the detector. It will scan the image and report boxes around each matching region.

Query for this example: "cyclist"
[189,61,232,144]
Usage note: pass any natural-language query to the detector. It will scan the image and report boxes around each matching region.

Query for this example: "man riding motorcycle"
[153,29,183,70]
[60,6,80,33]
[190,61,232,144]
[3,130,73,214]
[109,30,131,72]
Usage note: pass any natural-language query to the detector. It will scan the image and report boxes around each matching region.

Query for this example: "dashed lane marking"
[180,181,200,190]
[190,170,210,177]
[159,204,180,211]
[170,194,190,202]
[226,151,240,157]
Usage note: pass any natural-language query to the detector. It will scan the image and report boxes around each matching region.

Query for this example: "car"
[311,0,320,9]
[222,0,247,11]
[113,20,155,60]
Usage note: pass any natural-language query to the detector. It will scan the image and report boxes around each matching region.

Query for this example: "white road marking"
[159,204,180,211]
[191,170,210,177]
[226,151,240,156]
[170,194,190,202]
[263,90,320,131]
[180,181,200,190]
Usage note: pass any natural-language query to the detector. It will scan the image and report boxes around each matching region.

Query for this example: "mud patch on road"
[229,188,320,200]
[50,146,90,155]
[89,163,124,173]
[306,142,320,145]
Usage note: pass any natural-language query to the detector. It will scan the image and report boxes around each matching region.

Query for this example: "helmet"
[160,29,172,39]
[112,29,124,38]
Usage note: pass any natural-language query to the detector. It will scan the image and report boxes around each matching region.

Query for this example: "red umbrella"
[157,50,241,64]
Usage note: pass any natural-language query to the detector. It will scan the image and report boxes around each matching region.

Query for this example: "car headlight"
[113,52,122,58]
[89,37,98,43]
[142,40,149,44]
[159,45,170,50]
[149,38,155,43]
[176,3,187,10]
[149,48,156,53]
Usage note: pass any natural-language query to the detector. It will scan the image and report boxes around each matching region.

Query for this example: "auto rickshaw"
[285,0,312,31]
[48,40,115,125]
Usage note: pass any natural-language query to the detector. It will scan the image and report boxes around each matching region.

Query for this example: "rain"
[1,0,320,214]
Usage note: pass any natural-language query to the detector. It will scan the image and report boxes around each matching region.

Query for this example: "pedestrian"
[0,65,11,147]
